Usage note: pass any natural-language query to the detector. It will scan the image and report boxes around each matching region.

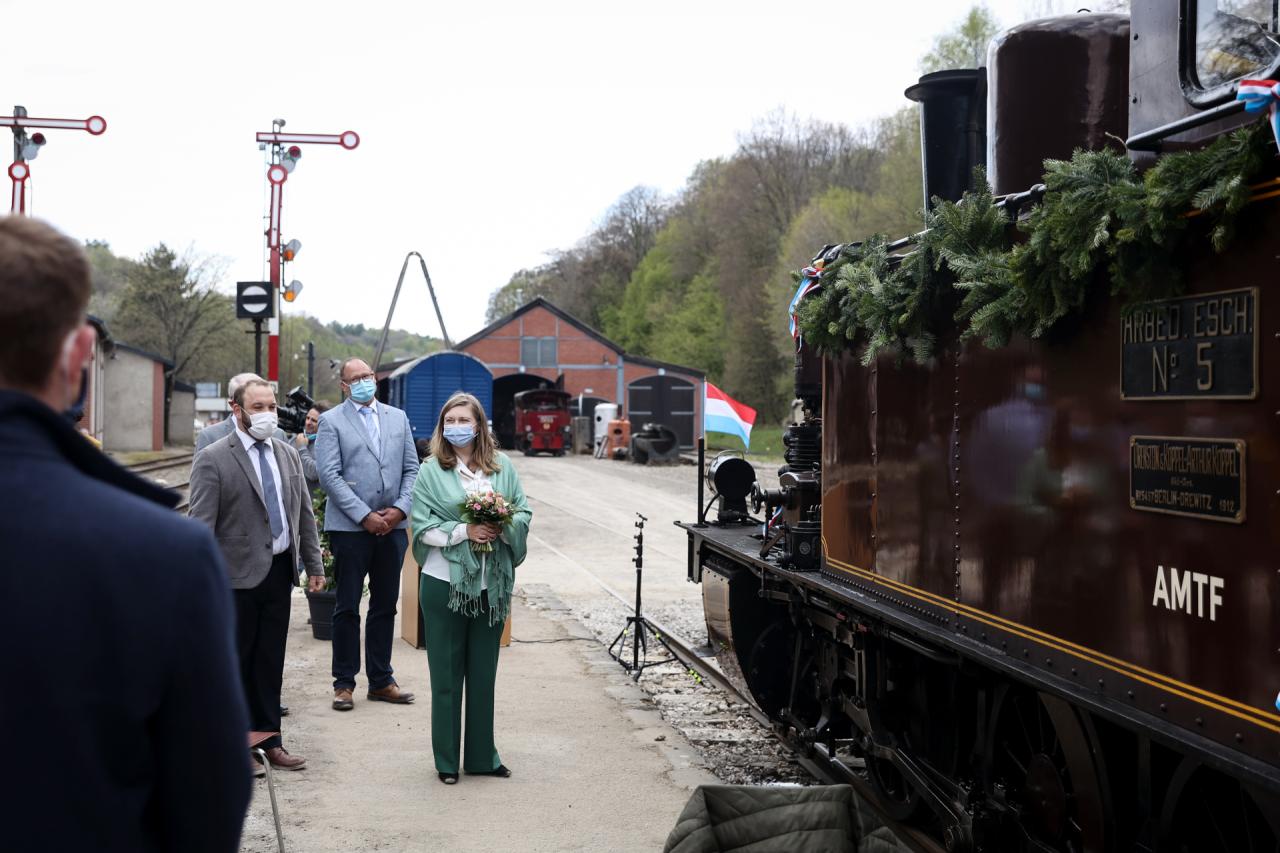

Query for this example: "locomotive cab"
[681,2,1280,850]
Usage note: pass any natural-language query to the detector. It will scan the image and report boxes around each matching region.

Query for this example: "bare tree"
[114,245,233,441]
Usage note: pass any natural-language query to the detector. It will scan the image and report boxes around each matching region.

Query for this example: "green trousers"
[419,574,504,774]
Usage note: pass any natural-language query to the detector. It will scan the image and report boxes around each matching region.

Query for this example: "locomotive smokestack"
[904,68,987,211]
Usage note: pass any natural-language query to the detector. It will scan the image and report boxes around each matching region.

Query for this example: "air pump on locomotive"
[681,4,1280,851]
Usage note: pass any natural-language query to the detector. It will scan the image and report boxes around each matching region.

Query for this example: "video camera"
[277,385,316,435]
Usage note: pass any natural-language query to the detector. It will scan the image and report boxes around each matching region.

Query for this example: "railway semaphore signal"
[0,106,106,215]
[254,119,358,383]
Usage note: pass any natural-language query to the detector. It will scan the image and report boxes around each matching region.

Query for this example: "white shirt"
[419,463,495,588]
[348,396,381,453]
[235,425,293,555]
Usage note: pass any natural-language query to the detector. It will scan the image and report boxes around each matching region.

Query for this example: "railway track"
[123,452,196,475]
[530,527,947,853]
[123,453,193,512]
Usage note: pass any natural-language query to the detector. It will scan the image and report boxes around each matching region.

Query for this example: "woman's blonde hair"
[430,391,500,473]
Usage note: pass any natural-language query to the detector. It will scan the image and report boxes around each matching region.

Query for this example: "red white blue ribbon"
[788,265,823,341]
[1237,79,1280,150]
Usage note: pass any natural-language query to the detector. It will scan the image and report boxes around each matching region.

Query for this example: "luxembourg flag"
[704,382,757,450]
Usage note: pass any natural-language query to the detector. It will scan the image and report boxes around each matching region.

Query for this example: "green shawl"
[409,452,532,626]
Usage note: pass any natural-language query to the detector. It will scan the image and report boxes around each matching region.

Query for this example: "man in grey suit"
[316,357,418,711]
[189,378,325,770]
[197,372,286,452]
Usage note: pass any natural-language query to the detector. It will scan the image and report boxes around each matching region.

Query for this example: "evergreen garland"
[798,120,1276,360]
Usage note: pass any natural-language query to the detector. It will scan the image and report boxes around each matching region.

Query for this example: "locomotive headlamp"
[708,453,756,523]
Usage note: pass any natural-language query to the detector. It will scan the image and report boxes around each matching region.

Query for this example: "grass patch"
[706,425,785,460]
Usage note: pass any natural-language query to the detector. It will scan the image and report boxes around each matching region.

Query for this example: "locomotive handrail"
[1125,98,1246,152]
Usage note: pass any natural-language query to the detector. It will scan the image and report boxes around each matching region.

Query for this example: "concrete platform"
[239,587,715,853]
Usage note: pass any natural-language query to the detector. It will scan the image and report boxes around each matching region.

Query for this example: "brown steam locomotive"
[682,3,1280,851]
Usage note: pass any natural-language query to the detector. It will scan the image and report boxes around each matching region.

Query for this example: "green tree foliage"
[919,6,1001,72]
[113,245,236,385]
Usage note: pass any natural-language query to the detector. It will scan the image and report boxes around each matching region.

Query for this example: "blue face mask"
[443,425,476,447]
[349,378,376,403]
[305,433,318,442]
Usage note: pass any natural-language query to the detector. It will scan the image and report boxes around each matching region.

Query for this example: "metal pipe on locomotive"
[681,4,1280,851]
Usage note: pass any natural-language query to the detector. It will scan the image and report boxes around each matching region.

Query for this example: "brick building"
[456,298,704,448]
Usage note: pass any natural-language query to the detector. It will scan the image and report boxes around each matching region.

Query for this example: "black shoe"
[467,764,511,778]
[438,772,458,785]
[280,704,289,717]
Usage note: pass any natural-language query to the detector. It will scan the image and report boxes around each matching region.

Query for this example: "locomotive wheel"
[745,622,795,719]
[983,687,1109,852]
[1157,758,1280,852]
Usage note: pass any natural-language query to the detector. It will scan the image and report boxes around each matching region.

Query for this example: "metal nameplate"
[1120,288,1257,400]
[1129,436,1245,523]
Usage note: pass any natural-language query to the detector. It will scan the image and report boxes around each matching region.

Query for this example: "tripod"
[608,513,675,678]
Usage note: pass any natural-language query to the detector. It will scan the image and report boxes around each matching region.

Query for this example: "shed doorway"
[493,373,555,450]
[627,375,696,449]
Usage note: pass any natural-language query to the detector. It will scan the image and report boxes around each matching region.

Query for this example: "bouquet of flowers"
[459,490,514,552]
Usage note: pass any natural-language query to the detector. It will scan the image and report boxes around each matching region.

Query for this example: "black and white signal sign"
[236,281,274,319]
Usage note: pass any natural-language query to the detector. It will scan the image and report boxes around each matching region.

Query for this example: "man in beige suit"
[189,378,324,771]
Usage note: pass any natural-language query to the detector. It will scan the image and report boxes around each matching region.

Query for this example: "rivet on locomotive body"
[1236,733,1245,743]
[1160,703,1168,712]
[1196,717,1204,726]
[1071,667,1078,676]
[1128,690,1135,699]
[1046,658,1053,666]
[1098,679,1105,688]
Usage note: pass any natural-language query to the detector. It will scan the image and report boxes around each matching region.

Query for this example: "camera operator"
[294,400,331,493]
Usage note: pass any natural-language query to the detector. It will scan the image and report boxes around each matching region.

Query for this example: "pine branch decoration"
[796,119,1277,359]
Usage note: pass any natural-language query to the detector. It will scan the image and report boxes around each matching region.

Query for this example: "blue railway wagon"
[388,351,493,439]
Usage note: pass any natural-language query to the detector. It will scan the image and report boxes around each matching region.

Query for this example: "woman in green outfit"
[410,391,532,785]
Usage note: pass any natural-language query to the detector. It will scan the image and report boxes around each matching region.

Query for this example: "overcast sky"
[11,0,1055,345]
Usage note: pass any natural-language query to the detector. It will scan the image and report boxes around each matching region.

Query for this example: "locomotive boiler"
[681,4,1280,851]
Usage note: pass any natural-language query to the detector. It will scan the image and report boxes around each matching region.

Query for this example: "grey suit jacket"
[315,400,418,532]
[196,417,286,452]
[188,431,323,589]
[298,440,320,493]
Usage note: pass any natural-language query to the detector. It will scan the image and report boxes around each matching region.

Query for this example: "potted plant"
[304,489,338,640]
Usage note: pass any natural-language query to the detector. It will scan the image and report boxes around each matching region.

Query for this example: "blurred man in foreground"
[0,216,250,851]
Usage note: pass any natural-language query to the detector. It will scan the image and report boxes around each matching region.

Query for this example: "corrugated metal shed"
[388,351,494,439]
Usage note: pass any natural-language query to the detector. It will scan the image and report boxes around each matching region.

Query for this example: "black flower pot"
[305,588,337,641]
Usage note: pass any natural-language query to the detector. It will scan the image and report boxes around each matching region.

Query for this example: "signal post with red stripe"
[254,122,359,382]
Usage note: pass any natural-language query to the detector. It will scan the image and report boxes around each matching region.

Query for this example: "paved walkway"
[239,587,714,853]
